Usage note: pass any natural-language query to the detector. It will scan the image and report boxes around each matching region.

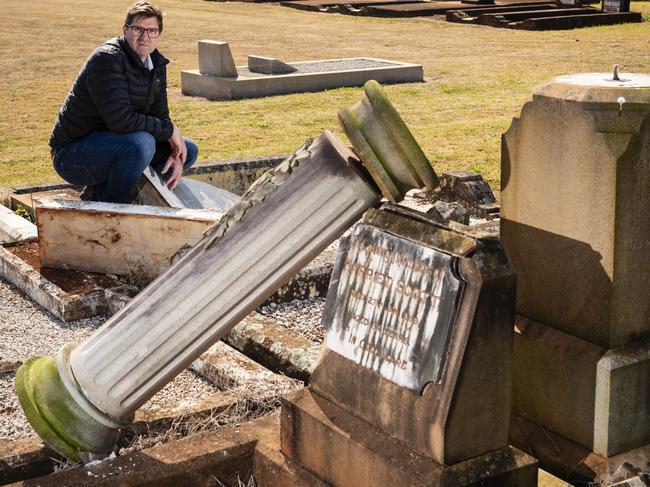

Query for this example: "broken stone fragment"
[247,55,297,75]
[427,200,469,225]
[0,205,37,244]
[436,171,498,218]
[338,80,439,203]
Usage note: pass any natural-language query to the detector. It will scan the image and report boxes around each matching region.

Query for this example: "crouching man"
[49,1,198,203]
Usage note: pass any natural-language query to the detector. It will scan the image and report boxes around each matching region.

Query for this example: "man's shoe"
[79,186,100,202]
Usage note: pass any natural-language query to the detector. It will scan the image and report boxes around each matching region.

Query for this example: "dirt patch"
[4,241,126,295]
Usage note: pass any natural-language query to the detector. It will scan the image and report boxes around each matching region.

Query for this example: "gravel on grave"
[0,277,219,442]
[259,298,326,345]
[237,58,397,78]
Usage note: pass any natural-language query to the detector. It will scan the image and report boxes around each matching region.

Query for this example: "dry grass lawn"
[1,0,649,191]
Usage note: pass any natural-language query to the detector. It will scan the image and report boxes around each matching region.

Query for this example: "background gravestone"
[280,204,537,486]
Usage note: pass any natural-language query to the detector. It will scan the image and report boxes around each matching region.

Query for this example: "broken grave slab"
[0,205,36,244]
[35,198,223,284]
[137,165,239,211]
[248,55,297,75]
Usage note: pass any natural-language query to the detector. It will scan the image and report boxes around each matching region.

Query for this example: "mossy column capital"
[338,80,439,203]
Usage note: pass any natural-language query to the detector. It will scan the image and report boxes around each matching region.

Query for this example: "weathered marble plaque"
[324,224,465,392]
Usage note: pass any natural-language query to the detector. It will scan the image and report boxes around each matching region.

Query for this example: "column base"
[511,414,650,485]
[513,316,650,456]
[280,389,538,487]
[15,344,131,463]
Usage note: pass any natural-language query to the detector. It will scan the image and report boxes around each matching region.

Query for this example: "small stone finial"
[613,64,621,81]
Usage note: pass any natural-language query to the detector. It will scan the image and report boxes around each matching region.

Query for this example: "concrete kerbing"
[266,263,333,304]
[190,340,301,394]
[0,436,57,485]
[0,243,135,322]
[181,57,423,101]
[225,312,321,382]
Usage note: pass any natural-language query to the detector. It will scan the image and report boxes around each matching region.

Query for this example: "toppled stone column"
[16,81,438,462]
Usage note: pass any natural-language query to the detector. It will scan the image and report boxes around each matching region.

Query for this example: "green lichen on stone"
[363,80,438,190]
[16,357,82,462]
[15,356,119,463]
[338,80,439,203]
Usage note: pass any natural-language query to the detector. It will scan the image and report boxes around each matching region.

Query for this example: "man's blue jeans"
[52,131,199,203]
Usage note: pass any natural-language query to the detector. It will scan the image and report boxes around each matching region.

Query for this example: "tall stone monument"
[280,204,538,486]
[501,72,650,482]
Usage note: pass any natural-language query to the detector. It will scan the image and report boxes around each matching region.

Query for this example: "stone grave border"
[279,0,643,29]
[0,236,334,323]
[0,242,135,322]
[0,341,300,485]
[181,56,424,101]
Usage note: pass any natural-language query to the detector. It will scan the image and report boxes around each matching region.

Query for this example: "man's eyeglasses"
[126,25,160,38]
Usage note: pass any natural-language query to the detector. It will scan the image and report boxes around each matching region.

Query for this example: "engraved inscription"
[325,225,464,391]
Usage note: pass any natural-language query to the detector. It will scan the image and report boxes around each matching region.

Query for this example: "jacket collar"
[112,36,169,70]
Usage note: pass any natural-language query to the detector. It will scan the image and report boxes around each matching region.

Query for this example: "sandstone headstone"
[281,204,538,486]
[602,0,629,12]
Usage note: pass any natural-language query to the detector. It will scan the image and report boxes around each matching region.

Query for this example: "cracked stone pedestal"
[501,72,650,485]
[16,81,440,463]
[280,205,538,486]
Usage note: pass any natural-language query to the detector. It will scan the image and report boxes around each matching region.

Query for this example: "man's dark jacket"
[49,36,173,150]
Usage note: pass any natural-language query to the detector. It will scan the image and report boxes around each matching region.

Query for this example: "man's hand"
[162,154,184,190]
[164,125,187,190]
[169,125,187,163]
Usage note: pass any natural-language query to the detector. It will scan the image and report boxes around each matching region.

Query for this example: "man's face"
[123,15,160,61]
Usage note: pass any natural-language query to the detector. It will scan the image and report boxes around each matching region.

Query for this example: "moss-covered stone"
[338,80,438,203]
[15,356,119,463]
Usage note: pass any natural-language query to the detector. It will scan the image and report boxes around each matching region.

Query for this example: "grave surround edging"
[1,341,299,485]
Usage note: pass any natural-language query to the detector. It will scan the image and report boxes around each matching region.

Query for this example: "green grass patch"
[1,0,649,191]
